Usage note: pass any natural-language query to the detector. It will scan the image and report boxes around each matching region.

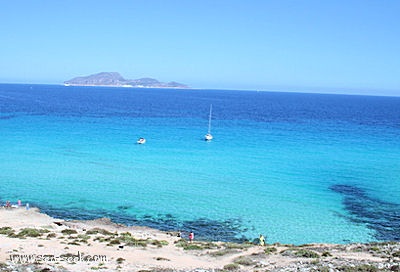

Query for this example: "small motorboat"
[137,137,146,144]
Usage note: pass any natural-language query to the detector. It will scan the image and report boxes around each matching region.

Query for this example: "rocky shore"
[0,207,399,272]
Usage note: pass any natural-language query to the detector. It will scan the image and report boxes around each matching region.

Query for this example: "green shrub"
[233,256,254,266]
[201,241,220,249]
[295,249,320,258]
[392,251,400,258]
[149,239,169,247]
[225,242,252,249]
[61,229,78,235]
[118,233,136,244]
[86,228,113,236]
[16,228,46,238]
[174,238,207,250]
[264,246,277,255]
[209,248,238,257]
[93,236,111,243]
[119,231,132,237]
[321,251,332,257]
[125,239,148,247]
[46,232,57,238]
[76,234,90,243]
[77,234,90,240]
[107,239,121,246]
[223,263,240,271]
[318,267,330,272]
[183,244,204,250]
[0,227,14,236]
[174,238,188,247]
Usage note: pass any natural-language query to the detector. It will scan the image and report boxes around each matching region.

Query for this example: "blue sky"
[1,0,399,95]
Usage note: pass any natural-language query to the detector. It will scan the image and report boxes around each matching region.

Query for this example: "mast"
[208,104,212,134]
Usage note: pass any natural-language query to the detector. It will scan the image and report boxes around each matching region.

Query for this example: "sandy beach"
[0,206,399,272]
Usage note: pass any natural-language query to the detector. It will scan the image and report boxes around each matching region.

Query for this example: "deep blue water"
[0,84,399,244]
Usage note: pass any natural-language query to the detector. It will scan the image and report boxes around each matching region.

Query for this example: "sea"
[0,84,399,245]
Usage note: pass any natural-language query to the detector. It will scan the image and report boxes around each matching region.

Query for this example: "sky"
[0,0,399,95]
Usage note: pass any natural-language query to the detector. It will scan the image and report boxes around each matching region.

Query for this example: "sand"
[0,206,398,271]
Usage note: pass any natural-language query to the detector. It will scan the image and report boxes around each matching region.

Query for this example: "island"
[64,72,189,88]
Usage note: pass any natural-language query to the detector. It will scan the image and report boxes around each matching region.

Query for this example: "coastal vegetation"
[1,210,400,271]
[14,228,49,238]
[174,238,221,251]
[264,246,278,255]
[0,226,13,236]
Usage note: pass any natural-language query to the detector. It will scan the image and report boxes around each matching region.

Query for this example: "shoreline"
[0,206,399,271]
[35,205,251,244]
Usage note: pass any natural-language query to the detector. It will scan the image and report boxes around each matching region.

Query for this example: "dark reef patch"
[330,184,400,241]
[33,203,248,242]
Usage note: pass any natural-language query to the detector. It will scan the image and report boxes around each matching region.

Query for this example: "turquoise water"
[0,84,399,244]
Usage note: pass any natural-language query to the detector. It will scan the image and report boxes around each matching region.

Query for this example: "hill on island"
[64,72,189,88]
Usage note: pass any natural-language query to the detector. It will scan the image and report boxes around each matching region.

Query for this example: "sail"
[208,104,212,134]
[205,104,213,141]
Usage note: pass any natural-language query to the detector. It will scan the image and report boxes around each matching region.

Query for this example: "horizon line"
[0,81,399,98]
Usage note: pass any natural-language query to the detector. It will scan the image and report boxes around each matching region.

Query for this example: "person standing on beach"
[259,234,265,246]
[188,231,194,242]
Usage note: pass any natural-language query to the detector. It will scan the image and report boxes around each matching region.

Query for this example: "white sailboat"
[204,104,213,141]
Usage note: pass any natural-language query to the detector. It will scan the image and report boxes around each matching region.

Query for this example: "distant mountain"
[64,72,189,88]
